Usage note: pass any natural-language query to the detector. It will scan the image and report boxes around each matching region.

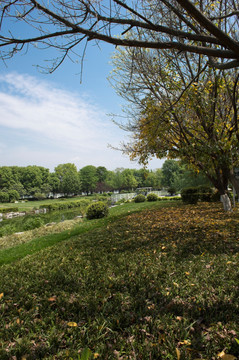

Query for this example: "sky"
[0,25,164,172]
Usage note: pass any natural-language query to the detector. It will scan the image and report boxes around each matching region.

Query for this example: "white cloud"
[0,72,116,151]
[0,72,163,170]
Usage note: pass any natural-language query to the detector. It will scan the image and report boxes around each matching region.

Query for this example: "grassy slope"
[0,201,239,360]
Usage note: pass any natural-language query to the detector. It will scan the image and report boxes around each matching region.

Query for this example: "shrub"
[0,207,19,213]
[86,201,109,220]
[147,193,158,202]
[181,187,199,204]
[23,216,44,231]
[0,192,9,203]
[33,192,46,200]
[0,224,17,237]
[134,194,146,203]
[197,185,213,202]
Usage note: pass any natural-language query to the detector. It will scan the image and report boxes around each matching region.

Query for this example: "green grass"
[0,195,100,212]
[0,201,239,359]
[0,201,168,266]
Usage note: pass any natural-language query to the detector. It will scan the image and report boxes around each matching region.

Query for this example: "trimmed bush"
[147,193,158,202]
[86,201,109,220]
[181,187,199,204]
[197,185,213,202]
[0,207,19,213]
[134,194,146,203]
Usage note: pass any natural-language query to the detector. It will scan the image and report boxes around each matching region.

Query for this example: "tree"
[121,169,138,191]
[0,166,15,190]
[1,0,239,72]
[20,166,43,195]
[55,163,80,196]
[48,173,61,195]
[111,36,239,210]
[80,165,98,195]
[161,160,181,189]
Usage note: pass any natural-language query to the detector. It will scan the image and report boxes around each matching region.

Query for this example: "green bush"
[33,192,46,200]
[197,185,213,202]
[0,224,17,237]
[134,194,146,203]
[0,207,19,213]
[0,192,9,203]
[86,201,109,220]
[147,193,158,202]
[23,216,44,231]
[181,187,200,204]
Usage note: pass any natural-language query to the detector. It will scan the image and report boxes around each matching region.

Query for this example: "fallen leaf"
[67,322,77,327]
[179,339,191,345]
[176,348,180,360]
[0,293,4,299]
[218,350,237,360]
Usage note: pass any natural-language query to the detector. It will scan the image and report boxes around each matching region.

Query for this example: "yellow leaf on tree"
[67,322,78,327]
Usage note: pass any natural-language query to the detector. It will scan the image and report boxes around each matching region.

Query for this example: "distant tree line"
[0,161,211,202]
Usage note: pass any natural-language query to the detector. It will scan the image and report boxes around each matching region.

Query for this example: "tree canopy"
[1,0,239,71]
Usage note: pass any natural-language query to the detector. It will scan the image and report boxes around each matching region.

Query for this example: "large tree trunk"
[220,194,232,211]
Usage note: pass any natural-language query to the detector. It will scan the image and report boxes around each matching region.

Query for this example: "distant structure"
[135,187,153,196]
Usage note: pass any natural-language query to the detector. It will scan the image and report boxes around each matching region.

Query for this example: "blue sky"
[0,34,164,172]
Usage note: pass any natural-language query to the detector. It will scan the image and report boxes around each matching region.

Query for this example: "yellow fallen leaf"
[218,352,236,360]
[67,322,77,327]
[48,296,57,302]
[185,272,190,276]
[16,318,20,324]
[179,339,191,345]
[176,348,180,360]
[0,293,4,299]
[94,353,100,358]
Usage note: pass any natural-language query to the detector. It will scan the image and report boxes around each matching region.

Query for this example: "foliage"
[197,185,214,202]
[55,163,80,195]
[86,201,109,220]
[80,165,98,195]
[23,216,44,231]
[0,207,18,213]
[181,187,200,204]
[111,38,239,210]
[147,193,158,202]
[134,194,146,203]
[0,191,9,203]
[0,223,17,237]
[0,202,239,359]
[8,189,20,202]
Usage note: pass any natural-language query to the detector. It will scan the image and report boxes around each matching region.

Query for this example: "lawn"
[0,201,239,359]
[0,196,95,212]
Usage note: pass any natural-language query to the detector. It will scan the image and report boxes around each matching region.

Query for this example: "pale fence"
[111,190,169,204]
